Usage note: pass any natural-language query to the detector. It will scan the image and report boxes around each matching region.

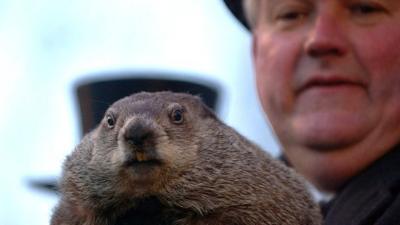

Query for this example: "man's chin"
[291,112,373,151]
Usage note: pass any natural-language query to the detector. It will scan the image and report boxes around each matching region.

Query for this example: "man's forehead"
[262,0,394,5]
[258,0,310,11]
[256,0,399,14]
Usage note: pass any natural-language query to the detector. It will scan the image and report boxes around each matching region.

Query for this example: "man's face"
[252,0,400,191]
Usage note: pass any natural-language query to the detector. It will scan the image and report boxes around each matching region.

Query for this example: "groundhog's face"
[89,92,216,195]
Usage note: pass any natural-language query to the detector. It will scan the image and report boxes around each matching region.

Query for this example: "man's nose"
[304,13,348,58]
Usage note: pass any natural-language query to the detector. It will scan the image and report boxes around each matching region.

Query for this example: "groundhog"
[51,91,322,225]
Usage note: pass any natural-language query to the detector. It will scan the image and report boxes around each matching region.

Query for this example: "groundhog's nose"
[124,121,154,149]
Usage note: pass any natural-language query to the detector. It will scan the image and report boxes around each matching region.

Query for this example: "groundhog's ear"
[74,131,96,161]
[198,101,218,119]
[190,95,217,119]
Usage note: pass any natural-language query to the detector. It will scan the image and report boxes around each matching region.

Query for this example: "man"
[223,0,400,224]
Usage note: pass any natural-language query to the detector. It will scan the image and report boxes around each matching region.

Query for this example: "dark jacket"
[323,145,400,225]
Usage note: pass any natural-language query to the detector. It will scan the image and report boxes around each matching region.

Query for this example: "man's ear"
[252,34,258,63]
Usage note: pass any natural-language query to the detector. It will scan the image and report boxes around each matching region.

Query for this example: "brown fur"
[51,91,322,225]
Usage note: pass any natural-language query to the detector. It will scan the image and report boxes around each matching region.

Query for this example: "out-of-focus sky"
[0,1,279,224]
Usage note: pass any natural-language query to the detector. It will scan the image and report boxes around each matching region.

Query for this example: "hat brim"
[223,0,250,30]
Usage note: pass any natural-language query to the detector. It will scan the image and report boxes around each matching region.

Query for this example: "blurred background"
[0,1,280,224]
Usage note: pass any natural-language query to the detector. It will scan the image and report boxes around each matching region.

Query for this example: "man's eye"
[278,11,306,21]
[272,4,310,29]
[350,3,384,15]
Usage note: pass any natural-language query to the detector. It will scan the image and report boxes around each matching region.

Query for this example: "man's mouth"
[296,75,366,94]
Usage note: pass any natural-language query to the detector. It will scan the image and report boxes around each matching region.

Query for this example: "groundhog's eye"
[170,109,184,124]
[105,114,116,128]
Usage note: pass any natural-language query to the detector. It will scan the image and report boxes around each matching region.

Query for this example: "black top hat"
[223,0,250,30]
